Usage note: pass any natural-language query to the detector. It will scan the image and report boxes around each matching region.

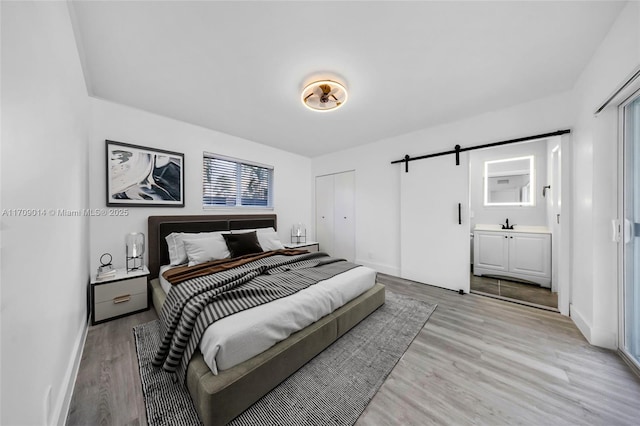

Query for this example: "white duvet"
[159,264,376,374]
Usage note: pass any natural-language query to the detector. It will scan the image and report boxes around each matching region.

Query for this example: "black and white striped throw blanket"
[152,251,359,383]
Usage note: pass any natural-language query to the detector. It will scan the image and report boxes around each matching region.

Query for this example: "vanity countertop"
[474,224,551,234]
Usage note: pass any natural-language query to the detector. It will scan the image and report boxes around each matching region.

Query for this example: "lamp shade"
[126,233,145,258]
[126,232,145,272]
[291,223,306,244]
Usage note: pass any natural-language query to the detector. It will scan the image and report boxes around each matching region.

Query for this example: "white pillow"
[166,231,228,266]
[230,228,284,252]
[182,234,231,266]
[257,231,285,251]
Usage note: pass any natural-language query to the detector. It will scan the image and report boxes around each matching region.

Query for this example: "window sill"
[202,206,274,211]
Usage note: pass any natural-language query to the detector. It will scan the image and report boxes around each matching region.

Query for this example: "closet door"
[400,154,470,293]
[333,171,355,262]
[315,174,335,255]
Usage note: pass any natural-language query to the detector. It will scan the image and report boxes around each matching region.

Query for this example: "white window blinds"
[203,153,274,208]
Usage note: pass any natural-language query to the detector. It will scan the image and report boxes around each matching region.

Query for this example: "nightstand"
[90,266,150,325]
[284,241,320,252]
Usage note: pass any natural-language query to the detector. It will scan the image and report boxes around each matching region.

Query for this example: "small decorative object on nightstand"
[284,241,319,253]
[90,266,149,325]
[126,232,145,272]
[96,253,115,281]
[291,223,307,244]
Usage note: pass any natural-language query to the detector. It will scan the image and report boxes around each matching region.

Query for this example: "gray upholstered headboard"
[147,214,277,278]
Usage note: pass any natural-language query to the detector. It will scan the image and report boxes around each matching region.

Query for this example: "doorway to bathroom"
[469,137,565,311]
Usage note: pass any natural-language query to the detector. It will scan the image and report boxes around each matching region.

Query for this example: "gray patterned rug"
[134,291,436,426]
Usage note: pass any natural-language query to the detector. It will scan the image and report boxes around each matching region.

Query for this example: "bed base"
[150,278,385,426]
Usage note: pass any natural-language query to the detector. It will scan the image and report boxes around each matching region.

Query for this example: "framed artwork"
[106,140,184,207]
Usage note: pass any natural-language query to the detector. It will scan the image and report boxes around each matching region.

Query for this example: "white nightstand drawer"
[91,267,149,325]
[94,292,148,323]
[94,276,147,303]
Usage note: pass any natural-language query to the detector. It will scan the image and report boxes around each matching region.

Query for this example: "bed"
[147,214,385,426]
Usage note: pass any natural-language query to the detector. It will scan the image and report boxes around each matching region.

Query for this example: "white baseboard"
[591,326,617,349]
[53,316,90,425]
[569,304,616,349]
[355,259,400,277]
[569,303,591,343]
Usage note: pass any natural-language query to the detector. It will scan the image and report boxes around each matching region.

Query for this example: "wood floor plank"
[67,310,156,426]
[356,274,640,425]
[67,275,640,425]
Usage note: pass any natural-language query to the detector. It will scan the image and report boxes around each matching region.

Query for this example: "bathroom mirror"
[484,155,534,206]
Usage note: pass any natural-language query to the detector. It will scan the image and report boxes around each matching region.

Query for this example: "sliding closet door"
[400,153,470,293]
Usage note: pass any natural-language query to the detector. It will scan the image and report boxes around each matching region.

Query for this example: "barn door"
[400,153,470,293]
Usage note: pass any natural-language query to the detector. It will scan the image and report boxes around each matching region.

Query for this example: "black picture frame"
[105,140,185,207]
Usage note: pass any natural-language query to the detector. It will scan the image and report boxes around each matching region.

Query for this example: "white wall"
[88,99,312,273]
[1,2,90,425]
[569,1,640,348]
[312,91,572,276]
[469,139,549,230]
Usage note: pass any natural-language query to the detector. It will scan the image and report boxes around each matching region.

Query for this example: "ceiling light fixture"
[301,80,348,112]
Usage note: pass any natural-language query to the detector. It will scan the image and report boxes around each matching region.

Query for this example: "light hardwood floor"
[67,309,156,426]
[67,275,640,425]
[358,274,640,425]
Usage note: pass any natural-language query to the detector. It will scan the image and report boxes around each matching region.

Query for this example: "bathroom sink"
[473,224,550,233]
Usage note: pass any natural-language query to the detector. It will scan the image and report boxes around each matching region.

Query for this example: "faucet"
[501,218,515,230]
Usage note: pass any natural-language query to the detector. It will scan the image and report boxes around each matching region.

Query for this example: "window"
[203,153,273,208]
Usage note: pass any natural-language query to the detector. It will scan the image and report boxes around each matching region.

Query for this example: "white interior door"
[315,174,335,255]
[333,171,355,262]
[400,154,470,293]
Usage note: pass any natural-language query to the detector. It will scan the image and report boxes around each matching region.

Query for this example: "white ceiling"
[70,1,624,157]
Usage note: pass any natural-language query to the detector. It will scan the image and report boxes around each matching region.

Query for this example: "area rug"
[134,291,436,426]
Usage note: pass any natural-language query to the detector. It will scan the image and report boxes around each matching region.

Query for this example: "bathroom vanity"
[473,224,551,287]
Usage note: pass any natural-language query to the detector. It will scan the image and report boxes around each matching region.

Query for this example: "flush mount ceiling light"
[301,80,348,112]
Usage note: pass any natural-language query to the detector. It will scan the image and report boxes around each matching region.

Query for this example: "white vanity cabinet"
[474,231,510,273]
[473,228,551,287]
